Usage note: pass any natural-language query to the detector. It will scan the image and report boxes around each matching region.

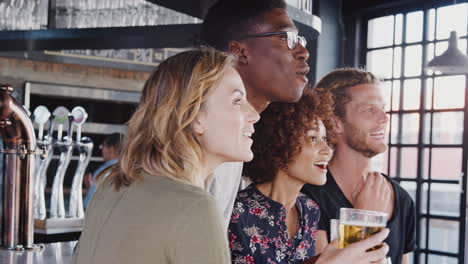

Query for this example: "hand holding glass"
[338,208,387,251]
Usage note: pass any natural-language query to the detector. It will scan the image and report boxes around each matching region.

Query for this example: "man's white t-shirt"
[208,162,244,229]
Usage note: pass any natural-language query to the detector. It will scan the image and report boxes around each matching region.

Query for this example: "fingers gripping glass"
[238,31,307,49]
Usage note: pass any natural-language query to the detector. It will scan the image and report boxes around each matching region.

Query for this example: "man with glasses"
[238,31,307,51]
[201,0,310,229]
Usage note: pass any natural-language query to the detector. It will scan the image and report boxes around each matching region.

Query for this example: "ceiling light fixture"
[425,31,468,74]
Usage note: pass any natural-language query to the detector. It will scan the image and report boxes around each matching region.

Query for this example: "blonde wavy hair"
[108,48,236,190]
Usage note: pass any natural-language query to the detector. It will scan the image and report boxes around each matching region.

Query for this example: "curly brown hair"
[243,88,335,184]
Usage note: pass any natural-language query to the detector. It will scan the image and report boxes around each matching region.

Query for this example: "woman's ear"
[193,115,206,135]
[228,41,248,64]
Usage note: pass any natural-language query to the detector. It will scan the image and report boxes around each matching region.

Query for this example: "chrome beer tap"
[0,85,40,249]
[49,107,73,219]
[68,107,93,218]
[32,106,52,220]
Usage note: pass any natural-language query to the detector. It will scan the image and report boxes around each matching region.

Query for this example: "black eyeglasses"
[238,31,307,50]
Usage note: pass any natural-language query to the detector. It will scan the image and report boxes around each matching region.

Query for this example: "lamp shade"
[425,31,468,74]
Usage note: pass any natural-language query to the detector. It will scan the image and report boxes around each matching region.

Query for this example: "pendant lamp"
[425,31,468,74]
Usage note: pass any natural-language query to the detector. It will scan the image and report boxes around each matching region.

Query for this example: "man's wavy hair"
[243,88,335,184]
[315,68,380,119]
[107,48,236,190]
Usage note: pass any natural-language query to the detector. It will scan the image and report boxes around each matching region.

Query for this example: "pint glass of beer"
[339,208,387,250]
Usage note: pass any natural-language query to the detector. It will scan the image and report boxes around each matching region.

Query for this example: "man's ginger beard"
[340,118,387,158]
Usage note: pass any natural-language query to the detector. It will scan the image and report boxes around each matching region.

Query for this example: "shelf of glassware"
[0,0,321,52]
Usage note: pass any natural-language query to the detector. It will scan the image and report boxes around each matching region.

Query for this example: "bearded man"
[302,68,416,264]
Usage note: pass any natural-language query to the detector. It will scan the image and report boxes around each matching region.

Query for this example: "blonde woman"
[73,49,259,264]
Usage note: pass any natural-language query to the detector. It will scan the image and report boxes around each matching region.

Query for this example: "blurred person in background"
[83,133,122,209]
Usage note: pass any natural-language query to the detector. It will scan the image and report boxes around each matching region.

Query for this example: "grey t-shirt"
[74,172,230,264]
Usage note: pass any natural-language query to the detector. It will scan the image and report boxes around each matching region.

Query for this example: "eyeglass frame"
[237,31,307,50]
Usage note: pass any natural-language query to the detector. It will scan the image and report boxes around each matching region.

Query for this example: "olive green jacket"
[73,172,230,264]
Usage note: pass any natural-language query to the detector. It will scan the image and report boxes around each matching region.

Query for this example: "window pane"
[421,183,429,214]
[402,79,421,110]
[431,148,463,180]
[371,151,388,172]
[392,80,401,111]
[367,48,393,79]
[423,148,430,179]
[400,147,418,178]
[420,218,427,248]
[431,112,464,144]
[405,11,423,43]
[393,47,401,78]
[390,114,399,143]
[381,81,392,113]
[428,219,459,254]
[368,15,394,48]
[428,255,458,264]
[427,9,436,41]
[389,147,398,177]
[433,76,466,109]
[395,14,403,45]
[423,114,431,144]
[436,3,468,40]
[401,113,419,144]
[426,43,435,72]
[425,78,433,110]
[430,183,460,217]
[404,45,422,77]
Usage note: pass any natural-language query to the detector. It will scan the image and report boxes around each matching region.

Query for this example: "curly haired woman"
[228,88,389,264]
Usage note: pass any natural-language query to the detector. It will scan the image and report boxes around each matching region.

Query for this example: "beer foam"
[339,221,386,227]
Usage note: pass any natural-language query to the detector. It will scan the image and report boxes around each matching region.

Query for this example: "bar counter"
[0,241,76,264]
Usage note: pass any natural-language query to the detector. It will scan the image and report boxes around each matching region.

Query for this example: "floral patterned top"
[228,185,320,264]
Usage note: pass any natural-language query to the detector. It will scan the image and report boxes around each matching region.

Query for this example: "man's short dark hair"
[102,133,123,151]
[201,0,287,50]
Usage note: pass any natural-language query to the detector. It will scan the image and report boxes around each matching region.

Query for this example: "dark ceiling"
[343,0,466,15]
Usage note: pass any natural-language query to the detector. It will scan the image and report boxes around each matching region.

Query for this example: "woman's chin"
[243,152,254,162]
[226,152,253,163]
[307,176,327,186]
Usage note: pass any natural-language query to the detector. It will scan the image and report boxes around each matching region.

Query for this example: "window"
[366,3,468,264]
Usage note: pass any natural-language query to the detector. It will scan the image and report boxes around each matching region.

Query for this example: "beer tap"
[68,107,93,218]
[0,85,40,249]
[32,106,52,220]
[49,107,73,219]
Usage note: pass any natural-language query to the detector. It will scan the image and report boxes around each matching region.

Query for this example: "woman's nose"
[245,102,260,124]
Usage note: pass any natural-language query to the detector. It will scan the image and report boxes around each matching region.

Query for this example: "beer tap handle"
[71,107,88,143]
[46,115,54,142]
[67,115,75,143]
[52,106,70,142]
[76,126,82,143]
[57,124,63,141]
[50,106,71,219]
[32,106,50,220]
[68,107,89,218]
[69,139,93,218]
[32,106,50,141]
